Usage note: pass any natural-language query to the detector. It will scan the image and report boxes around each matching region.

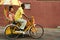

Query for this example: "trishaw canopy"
[0,0,22,19]
[0,0,22,6]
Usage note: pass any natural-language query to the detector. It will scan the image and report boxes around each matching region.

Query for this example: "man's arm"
[23,14,28,19]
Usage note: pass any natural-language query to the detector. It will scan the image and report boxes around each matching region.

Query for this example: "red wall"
[0,0,60,28]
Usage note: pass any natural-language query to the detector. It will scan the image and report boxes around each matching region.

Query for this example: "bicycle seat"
[12,21,20,24]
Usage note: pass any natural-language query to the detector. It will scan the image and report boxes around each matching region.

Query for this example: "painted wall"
[0,0,60,28]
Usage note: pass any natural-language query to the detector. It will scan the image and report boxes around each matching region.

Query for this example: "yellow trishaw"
[0,0,44,39]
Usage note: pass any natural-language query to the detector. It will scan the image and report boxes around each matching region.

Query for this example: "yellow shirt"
[14,7,24,21]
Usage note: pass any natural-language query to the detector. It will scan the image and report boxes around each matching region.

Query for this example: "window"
[25,3,31,9]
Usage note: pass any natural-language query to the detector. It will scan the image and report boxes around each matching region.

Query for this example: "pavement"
[0,27,60,40]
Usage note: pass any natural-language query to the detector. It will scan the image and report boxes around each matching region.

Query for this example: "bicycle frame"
[24,16,36,32]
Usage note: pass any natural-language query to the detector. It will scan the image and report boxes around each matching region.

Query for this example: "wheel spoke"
[4,24,19,39]
[29,24,44,38]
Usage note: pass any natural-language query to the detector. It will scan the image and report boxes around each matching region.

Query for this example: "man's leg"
[17,18,27,30]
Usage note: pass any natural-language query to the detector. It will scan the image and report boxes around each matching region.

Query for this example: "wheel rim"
[5,24,19,38]
[30,24,44,38]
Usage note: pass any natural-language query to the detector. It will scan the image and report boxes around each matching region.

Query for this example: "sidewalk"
[43,28,60,40]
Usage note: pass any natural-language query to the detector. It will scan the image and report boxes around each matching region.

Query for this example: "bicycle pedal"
[19,29,24,31]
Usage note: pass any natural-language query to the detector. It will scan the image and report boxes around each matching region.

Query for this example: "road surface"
[0,27,60,40]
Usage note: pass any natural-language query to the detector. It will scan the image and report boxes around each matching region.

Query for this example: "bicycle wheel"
[29,24,44,39]
[4,24,19,39]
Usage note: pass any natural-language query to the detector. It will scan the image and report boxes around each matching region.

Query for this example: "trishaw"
[0,0,44,39]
